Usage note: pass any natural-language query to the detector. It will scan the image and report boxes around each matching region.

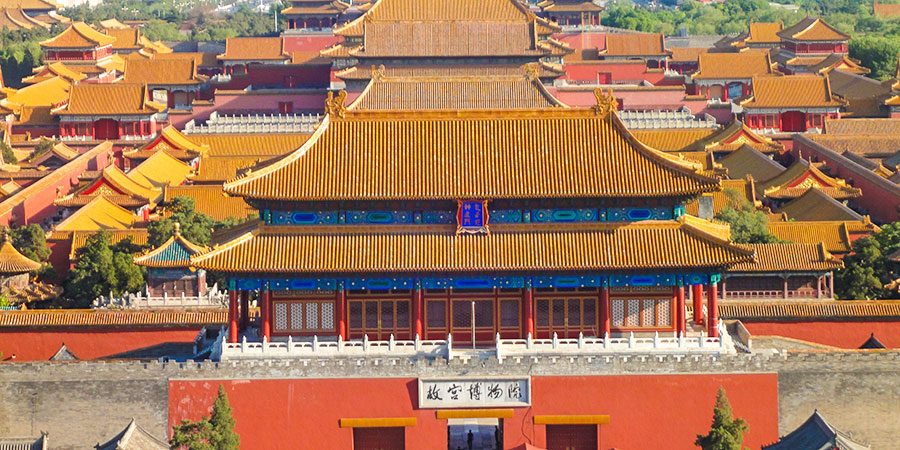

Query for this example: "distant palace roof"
[0,0,60,9]
[777,16,850,42]
[56,83,165,116]
[164,184,257,221]
[690,121,783,154]
[192,217,754,273]
[729,242,842,273]
[332,0,565,59]
[775,188,864,222]
[768,220,878,253]
[281,0,349,15]
[692,50,778,80]
[39,21,115,48]
[223,105,722,202]
[718,144,786,181]
[217,37,289,62]
[717,22,783,49]
[758,158,861,200]
[742,75,845,109]
[51,195,140,232]
[348,72,567,110]
[600,33,669,57]
[335,62,564,81]
[123,58,207,85]
[0,7,50,30]
[95,419,168,450]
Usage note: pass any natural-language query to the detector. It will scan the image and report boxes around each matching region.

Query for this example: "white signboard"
[418,377,531,408]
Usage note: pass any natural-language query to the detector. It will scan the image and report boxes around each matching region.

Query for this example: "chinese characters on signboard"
[418,377,530,408]
[457,200,489,234]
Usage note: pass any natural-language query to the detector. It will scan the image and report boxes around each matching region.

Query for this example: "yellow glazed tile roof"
[718,300,900,320]
[352,22,548,58]
[0,235,41,273]
[190,157,261,183]
[91,164,159,201]
[123,58,206,85]
[224,108,721,201]
[692,50,778,80]
[187,133,311,158]
[164,184,257,221]
[0,7,49,30]
[151,52,219,67]
[27,62,87,83]
[52,195,139,232]
[0,308,228,328]
[127,150,192,191]
[632,128,717,152]
[3,76,71,107]
[218,37,288,61]
[747,22,783,44]
[775,188,864,222]
[742,75,845,109]
[601,33,669,57]
[348,73,566,110]
[40,21,115,47]
[758,159,861,200]
[336,0,539,36]
[766,220,879,253]
[729,242,842,272]
[57,83,164,116]
[192,219,754,273]
[692,121,783,154]
[684,179,757,216]
[105,27,141,50]
[669,47,708,63]
[718,144,786,181]
[778,17,850,42]
[825,118,900,135]
[336,63,563,80]
[0,0,61,10]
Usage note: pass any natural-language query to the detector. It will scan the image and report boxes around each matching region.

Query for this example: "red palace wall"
[169,374,779,450]
[743,320,900,349]
[0,327,204,360]
[562,62,667,85]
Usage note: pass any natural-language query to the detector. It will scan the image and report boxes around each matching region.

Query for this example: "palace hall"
[193,91,754,345]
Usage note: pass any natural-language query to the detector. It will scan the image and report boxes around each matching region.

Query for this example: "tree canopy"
[836,221,900,300]
[714,188,783,244]
[170,385,240,450]
[148,196,245,248]
[695,387,749,450]
[62,231,146,307]
[8,224,56,281]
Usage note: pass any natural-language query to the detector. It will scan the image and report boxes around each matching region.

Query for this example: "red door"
[781,111,807,132]
[546,425,597,450]
[353,427,404,450]
[94,119,119,140]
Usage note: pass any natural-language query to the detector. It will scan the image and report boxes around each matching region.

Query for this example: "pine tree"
[208,385,240,450]
[695,388,749,450]
[169,385,239,450]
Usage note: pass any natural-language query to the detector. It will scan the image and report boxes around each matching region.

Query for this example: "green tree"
[149,196,219,247]
[27,138,59,161]
[8,224,56,281]
[0,141,17,164]
[850,35,900,81]
[170,385,239,450]
[713,188,782,244]
[836,222,900,299]
[62,231,146,307]
[695,388,749,450]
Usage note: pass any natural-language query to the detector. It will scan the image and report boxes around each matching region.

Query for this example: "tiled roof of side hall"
[741,75,845,109]
[728,242,842,273]
[191,219,754,273]
[223,109,721,201]
[0,308,228,328]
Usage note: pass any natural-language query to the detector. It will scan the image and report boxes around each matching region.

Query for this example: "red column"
[691,284,703,325]
[721,84,729,102]
[676,284,686,335]
[261,283,271,341]
[336,285,346,340]
[239,290,250,330]
[413,283,423,338]
[600,284,610,336]
[524,284,534,338]
[228,289,238,343]
[708,282,719,337]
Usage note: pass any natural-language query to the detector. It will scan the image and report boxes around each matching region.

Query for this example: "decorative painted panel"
[346,210,413,224]
[607,207,673,221]
[532,209,599,223]
[270,211,338,225]
[490,209,522,224]
[532,275,604,288]
[420,276,525,289]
